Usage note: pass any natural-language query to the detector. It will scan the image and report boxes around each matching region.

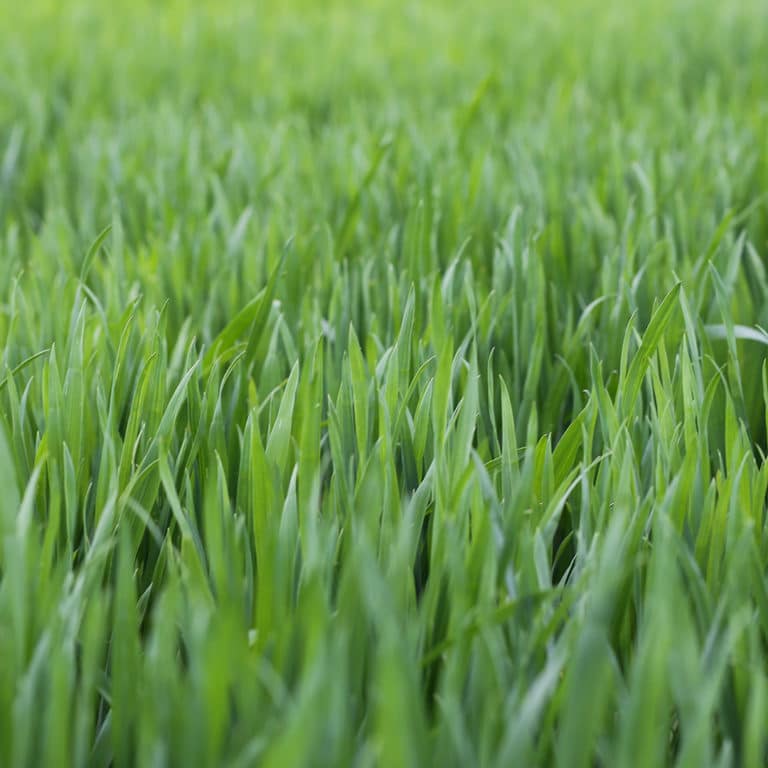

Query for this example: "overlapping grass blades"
[2,0,768,765]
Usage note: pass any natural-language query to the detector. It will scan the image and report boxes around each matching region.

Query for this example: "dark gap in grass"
[413,507,431,603]
[551,509,576,587]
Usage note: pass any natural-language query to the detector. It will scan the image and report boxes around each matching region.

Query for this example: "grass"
[1,0,768,765]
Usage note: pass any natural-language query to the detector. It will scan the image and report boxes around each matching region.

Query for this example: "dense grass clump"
[2,0,768,765]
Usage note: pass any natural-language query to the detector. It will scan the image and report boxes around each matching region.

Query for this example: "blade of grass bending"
[621,283,681,415]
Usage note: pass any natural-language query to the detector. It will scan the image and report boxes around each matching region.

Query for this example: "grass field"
[1,0,768,765]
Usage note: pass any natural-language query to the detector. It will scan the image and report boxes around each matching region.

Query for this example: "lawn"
[1,0,768,765]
